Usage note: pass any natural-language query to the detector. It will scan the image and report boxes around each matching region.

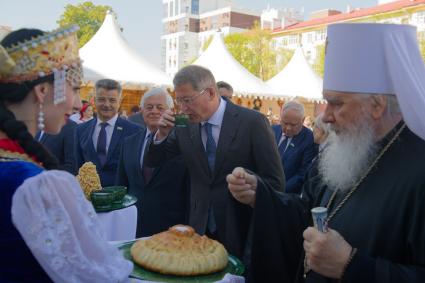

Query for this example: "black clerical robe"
[249,123,425,283]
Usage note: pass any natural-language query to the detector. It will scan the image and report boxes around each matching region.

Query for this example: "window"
[417,11,425,24]
[169,1,173,17]
[307,33,312,43]
[191,0,199,14]
[316,29,326,41]
[163,3,169,18]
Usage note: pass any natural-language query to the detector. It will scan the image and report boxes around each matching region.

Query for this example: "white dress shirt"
[278,133,292,153]
[92,114,119,154]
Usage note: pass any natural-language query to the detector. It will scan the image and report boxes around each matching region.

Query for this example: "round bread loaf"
[130,225,228,276]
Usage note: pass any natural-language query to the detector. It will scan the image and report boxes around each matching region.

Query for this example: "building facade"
[261,7,303,31]
[161,0,259,78]
[271,0,425,72]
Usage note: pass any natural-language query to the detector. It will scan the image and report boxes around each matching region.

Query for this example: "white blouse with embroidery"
[11,170,133,283]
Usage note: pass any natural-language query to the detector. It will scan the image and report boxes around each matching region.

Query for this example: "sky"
[0,0,377,66]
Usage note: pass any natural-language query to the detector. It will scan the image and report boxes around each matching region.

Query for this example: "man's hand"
[157,109,175,140]
[226,167,257,207]
[303,227,352,279]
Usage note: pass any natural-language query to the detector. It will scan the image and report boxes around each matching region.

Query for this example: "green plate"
[94,194,137,213]
[117,241,245,282]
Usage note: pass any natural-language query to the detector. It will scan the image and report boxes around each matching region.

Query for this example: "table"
[97,205,137,241]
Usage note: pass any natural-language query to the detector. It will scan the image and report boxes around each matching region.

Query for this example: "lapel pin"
[117,126,123,130]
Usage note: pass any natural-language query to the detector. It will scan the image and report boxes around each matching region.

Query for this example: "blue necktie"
[204,122,216,171]
[97,122,108,166]
[204,122,217,234]
[278,136,289,158]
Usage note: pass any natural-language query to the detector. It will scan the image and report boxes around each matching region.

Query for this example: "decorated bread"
[76,162,101,199]
[130,225,228,276]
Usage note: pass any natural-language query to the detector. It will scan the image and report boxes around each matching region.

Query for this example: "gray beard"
[318,118,378,192]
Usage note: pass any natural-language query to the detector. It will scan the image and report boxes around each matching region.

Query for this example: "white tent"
[267,47,323,102]
[192,33,273,97]
[80,11,172,87]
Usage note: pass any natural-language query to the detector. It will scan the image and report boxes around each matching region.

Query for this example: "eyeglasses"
[175,88,208,105]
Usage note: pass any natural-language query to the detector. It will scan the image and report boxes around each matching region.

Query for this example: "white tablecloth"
[97,205,137,241]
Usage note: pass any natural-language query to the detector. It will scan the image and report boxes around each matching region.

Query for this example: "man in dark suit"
[145,65,284,260]
[127,107,145,127]
[116,87,188,237]
[217,81,233,99]
[75,79,141,187]
[272,101,318,194]
[37,119,78,175]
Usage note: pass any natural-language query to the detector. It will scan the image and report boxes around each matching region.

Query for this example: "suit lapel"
[283,129,303,159]
[85,119,99,164]
[188,123,210,176]
[141,129,159,185]
[39,133,48,144]
[214,102,239,177]
[135,130,146,182]
[275,127,282,144]
[106,117,124,164]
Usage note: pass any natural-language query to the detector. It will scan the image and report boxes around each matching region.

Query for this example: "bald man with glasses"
[145,65,284,264]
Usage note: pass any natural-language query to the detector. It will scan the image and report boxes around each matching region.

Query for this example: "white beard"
[318,117,377,192]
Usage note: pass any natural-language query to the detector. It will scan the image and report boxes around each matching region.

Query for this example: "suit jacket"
[37,120,78,175]
[116,129,189,237]
[75,117,142,187]
[146,100,285,259]
[128,112,145,127]
[272,125,318,194]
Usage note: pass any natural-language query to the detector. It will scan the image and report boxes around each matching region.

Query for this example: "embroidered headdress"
[0,25,83,104]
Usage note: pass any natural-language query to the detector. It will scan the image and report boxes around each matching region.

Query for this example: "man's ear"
[32,82,51,104]
[370,95,387,120]
[206,87,216,100]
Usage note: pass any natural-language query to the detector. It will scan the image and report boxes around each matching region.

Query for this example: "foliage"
[223,22,291,81]
[313,44,325,78]
[275,47,294,73]
[57,2,112,47]
[201,35,213,51]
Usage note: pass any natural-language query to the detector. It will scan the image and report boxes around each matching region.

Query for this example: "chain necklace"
[325,123,405,222]
[303,123,406,278]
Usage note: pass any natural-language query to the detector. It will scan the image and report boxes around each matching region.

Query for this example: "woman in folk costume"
[0,27,132,282]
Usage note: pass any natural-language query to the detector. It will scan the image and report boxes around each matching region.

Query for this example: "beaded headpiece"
[0,25,83,104]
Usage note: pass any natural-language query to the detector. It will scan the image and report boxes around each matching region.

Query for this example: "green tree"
[201,35,213,51]
[313,44,325,78]
[275,47,294,74]
[224,22,280,80]
[57,2,112,47]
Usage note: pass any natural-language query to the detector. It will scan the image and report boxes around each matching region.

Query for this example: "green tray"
[117,241,245,282]
[94,194,137,213]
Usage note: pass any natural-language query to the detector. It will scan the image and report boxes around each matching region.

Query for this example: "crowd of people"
[1,21,425,283]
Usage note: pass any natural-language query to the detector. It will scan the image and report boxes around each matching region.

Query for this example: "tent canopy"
[193,33,273,97]
[80,11,171,87]
[267,47,323,102]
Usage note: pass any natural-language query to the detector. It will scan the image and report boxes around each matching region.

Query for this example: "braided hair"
[0,29,59,169]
